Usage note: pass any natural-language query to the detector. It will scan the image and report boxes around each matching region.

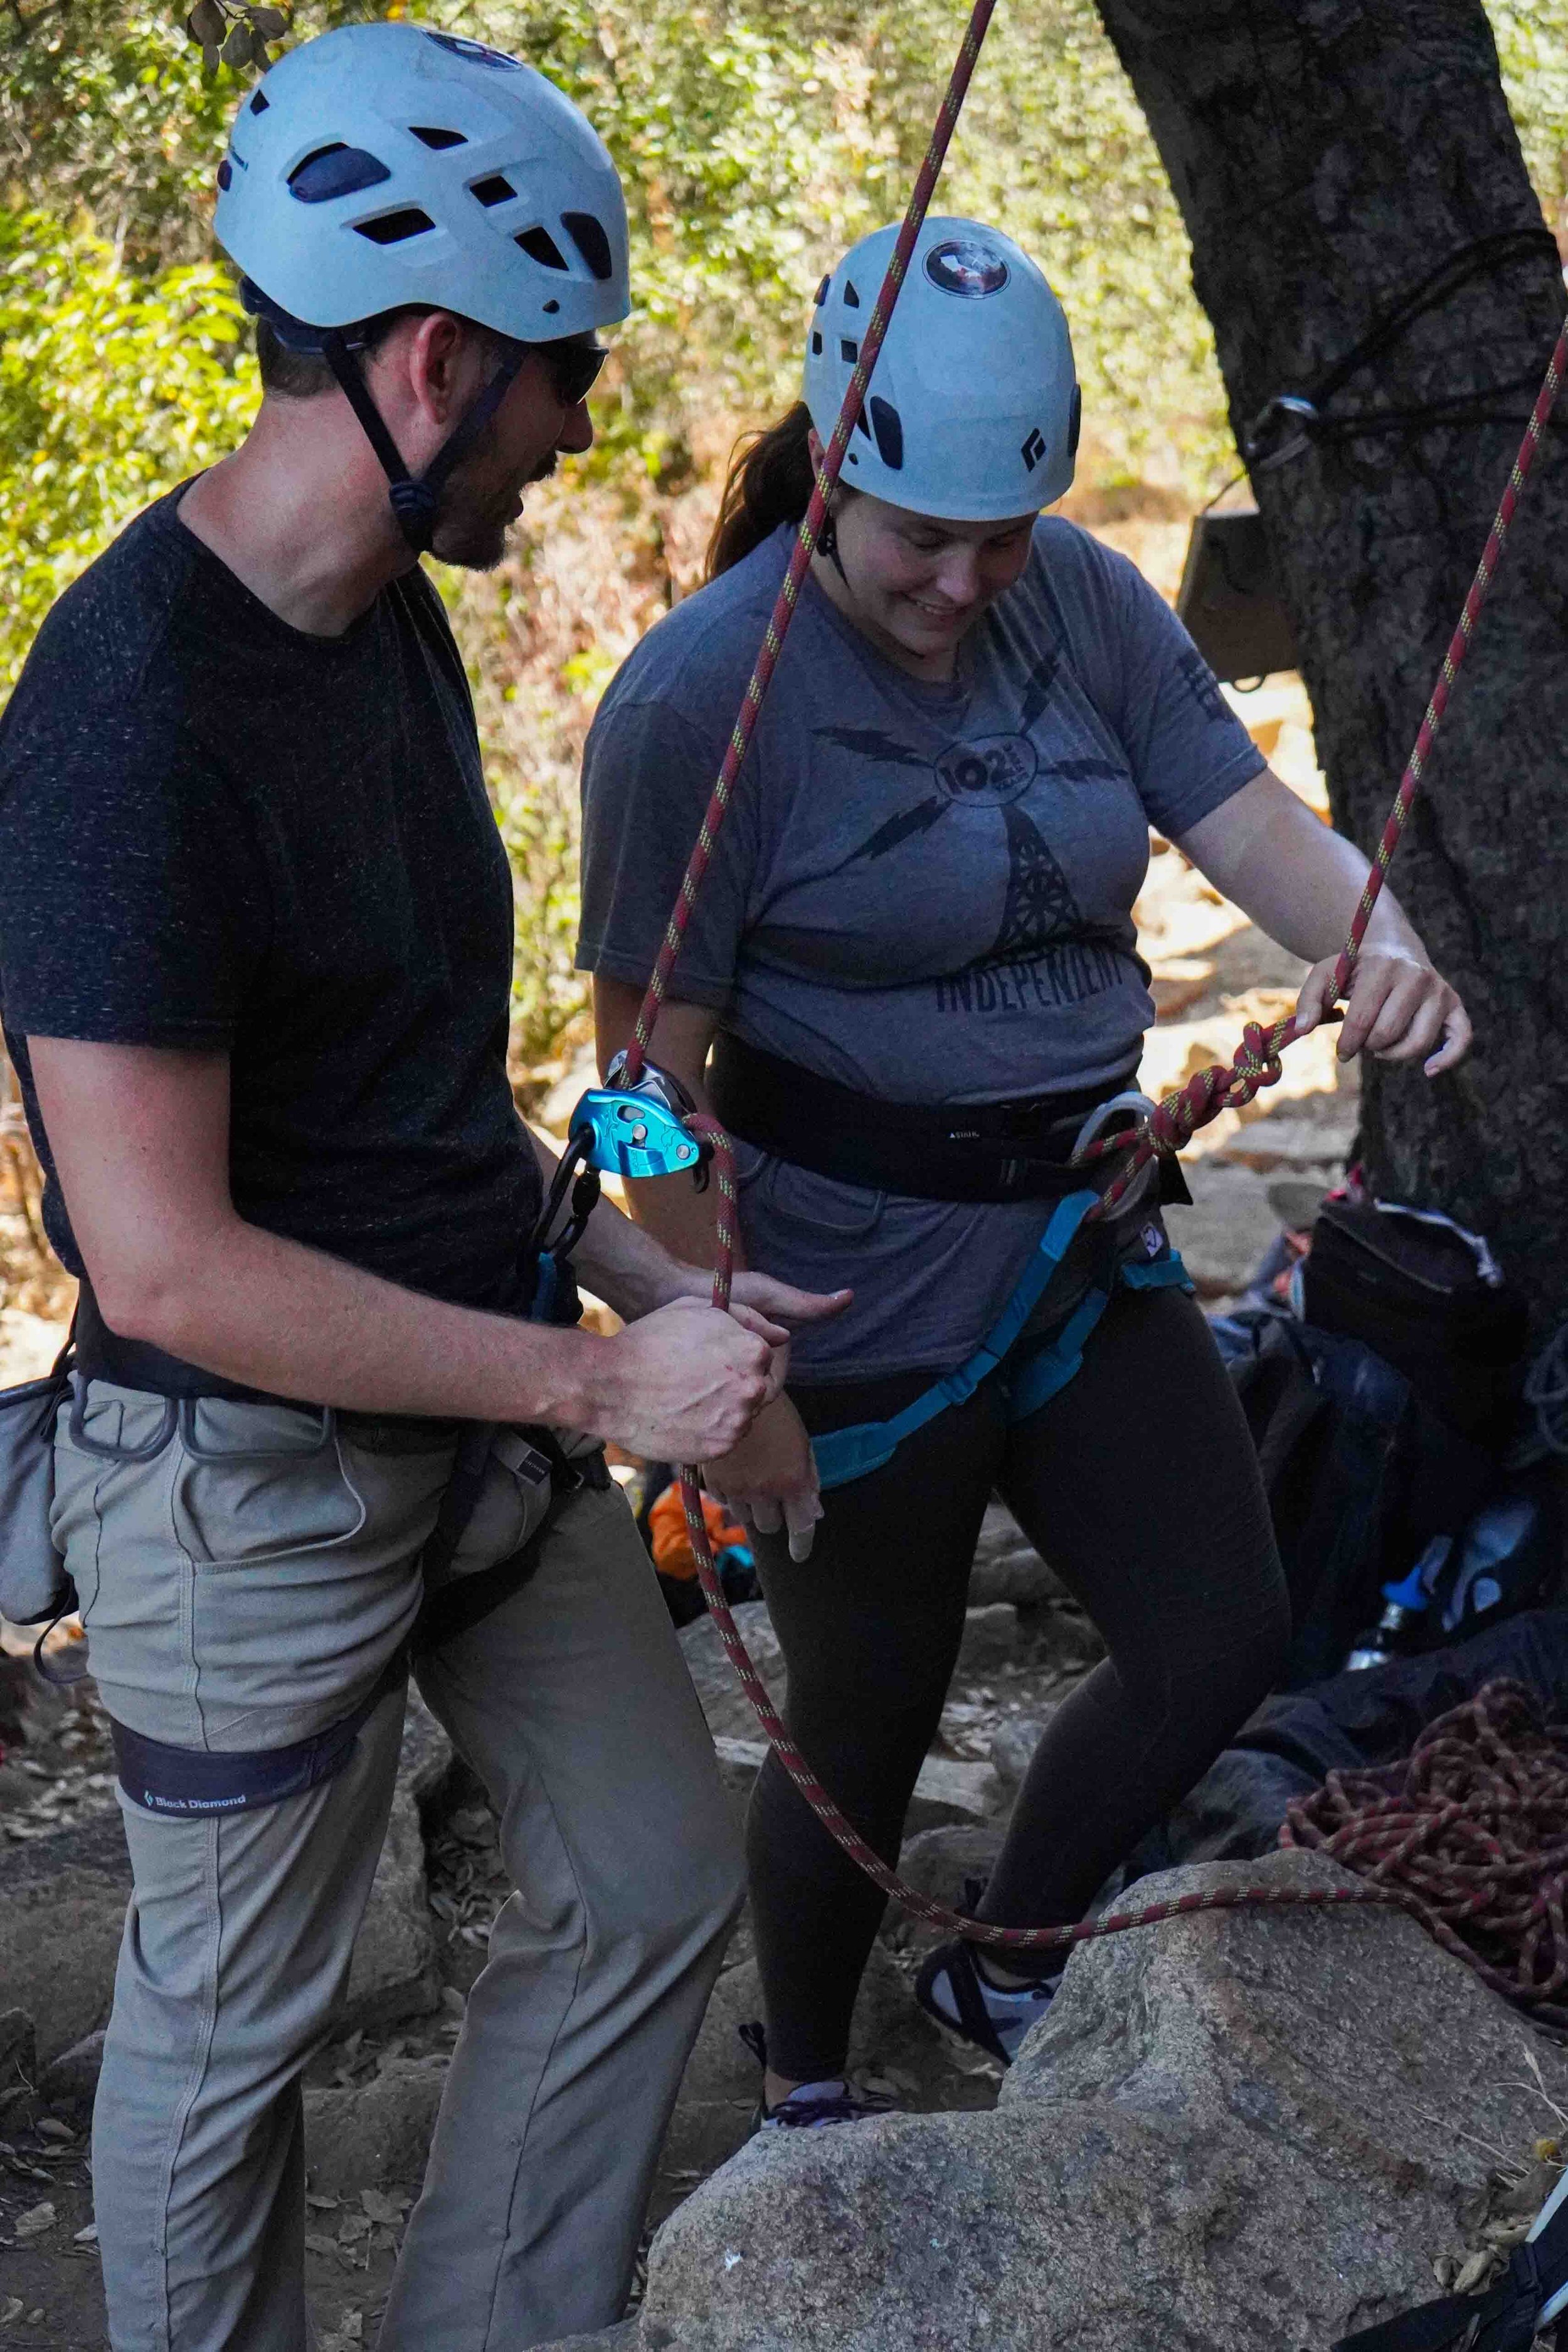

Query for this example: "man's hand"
[1295,950,1471,1074]
[582,1296,784,1463]
[704,1391,824,1562]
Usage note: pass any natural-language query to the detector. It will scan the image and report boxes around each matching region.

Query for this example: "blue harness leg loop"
[812,1190,1101,1491]
[810,1195,1196,1493]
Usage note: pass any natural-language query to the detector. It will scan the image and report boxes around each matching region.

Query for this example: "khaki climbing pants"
[52,1381,743,2352]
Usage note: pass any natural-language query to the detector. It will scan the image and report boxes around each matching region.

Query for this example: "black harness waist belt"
[707,1030,1187,1205]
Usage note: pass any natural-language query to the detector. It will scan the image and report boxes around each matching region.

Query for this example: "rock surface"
[0,1809,130,2065]
[967,1505,1063,1608]
[641,1849,1568,2350]
[304,2055,450,2198]
[342,1776,441,2034]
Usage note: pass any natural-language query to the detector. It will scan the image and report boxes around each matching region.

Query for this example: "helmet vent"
[842,280,860,309]
[869,396,904,470]
[811,331,823,356]
[814,276,830,307]
[839,338,858,364]
[289,145,392,204]
[563,211,613,281]
[516,225,569,271]
[249,90,269,114]
[354,207,438,245]
[470,174,517,208]
[410,125,468,149]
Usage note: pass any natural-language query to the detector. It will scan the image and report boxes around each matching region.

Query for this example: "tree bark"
[1092,0,1568,1328]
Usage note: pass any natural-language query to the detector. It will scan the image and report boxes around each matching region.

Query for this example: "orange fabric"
[649,1482,748,1581]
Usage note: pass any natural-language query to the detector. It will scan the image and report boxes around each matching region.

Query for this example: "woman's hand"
[1294,948,1471,1075]
[704,1391,824,1563]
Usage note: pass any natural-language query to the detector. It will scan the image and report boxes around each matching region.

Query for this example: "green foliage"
[1,0,1564,1048]
[0,208,255,688]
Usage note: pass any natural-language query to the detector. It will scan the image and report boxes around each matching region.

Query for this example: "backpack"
[1216,1203,1533,1686]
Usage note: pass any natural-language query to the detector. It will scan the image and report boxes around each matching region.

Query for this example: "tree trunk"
[1092,0,1568,1328]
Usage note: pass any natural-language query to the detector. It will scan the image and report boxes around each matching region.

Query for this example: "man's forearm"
[113,1212,608,1425]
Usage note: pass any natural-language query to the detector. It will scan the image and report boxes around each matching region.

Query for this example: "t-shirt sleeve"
[0,679,263,1049]
[576,692,760,1012]
[1099,548,1266,838]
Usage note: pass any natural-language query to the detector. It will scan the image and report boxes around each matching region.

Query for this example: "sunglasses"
[532,337,608,409]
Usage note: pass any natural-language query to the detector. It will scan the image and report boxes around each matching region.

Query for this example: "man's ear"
[384,310,478,426]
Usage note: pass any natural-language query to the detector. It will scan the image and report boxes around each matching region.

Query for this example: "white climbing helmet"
[803,216,1079,521]
[213,21,630,342]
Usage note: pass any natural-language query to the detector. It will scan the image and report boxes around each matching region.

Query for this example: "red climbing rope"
[627,0,1568,1957]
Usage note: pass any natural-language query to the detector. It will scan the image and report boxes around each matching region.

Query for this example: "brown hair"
[707,400,847,581]
[255,306,508,400]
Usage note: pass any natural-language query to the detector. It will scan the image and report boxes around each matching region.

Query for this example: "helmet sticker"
[1020,426,1048,472]
[423,31,522,70]
[924,238,1010,300]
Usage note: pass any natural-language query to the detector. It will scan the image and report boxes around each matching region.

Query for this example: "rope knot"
[1224,1020,1285,1110]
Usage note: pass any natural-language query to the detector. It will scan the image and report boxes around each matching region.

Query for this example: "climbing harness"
[558,0,1568,1956]
[812,1096,1190,1491]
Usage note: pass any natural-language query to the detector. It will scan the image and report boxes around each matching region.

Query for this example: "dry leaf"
[14,2198,55,2239]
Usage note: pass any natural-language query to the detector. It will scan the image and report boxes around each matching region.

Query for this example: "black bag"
[1301,1199,1527,1443]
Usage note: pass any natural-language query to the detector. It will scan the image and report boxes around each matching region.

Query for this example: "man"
[0,23,843,2349]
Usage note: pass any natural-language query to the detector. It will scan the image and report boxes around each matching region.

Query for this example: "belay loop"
[561,0,1568,1961]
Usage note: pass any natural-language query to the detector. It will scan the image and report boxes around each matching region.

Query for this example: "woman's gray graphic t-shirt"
[578,519,1264,1379]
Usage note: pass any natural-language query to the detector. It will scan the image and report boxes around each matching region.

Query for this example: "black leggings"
[748,1285,1288,2081]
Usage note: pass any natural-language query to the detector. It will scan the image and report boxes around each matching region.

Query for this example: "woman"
[578,218,1469,2124]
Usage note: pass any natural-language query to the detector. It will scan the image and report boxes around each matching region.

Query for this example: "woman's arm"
[592,975,843,1559]
[1174,769,1471,1074]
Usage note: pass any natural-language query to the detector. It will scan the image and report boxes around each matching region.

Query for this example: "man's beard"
[430,446,559,571]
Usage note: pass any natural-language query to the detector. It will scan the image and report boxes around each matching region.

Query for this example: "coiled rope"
[619,0,1568,1959]
[1283,1680,1568,2028]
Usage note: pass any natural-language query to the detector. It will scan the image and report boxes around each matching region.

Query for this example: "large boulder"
[640,1849,1568,2350]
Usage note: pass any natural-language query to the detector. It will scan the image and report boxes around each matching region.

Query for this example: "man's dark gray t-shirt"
[579,519,1264,1380]
[0,488,540,1313]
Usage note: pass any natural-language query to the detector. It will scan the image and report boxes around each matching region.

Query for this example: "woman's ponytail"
[705,401,817,581]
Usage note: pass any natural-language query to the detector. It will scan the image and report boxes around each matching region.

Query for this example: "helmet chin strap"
[240,280,527,556]
[816,504,852,593]
[319,330,527,556]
